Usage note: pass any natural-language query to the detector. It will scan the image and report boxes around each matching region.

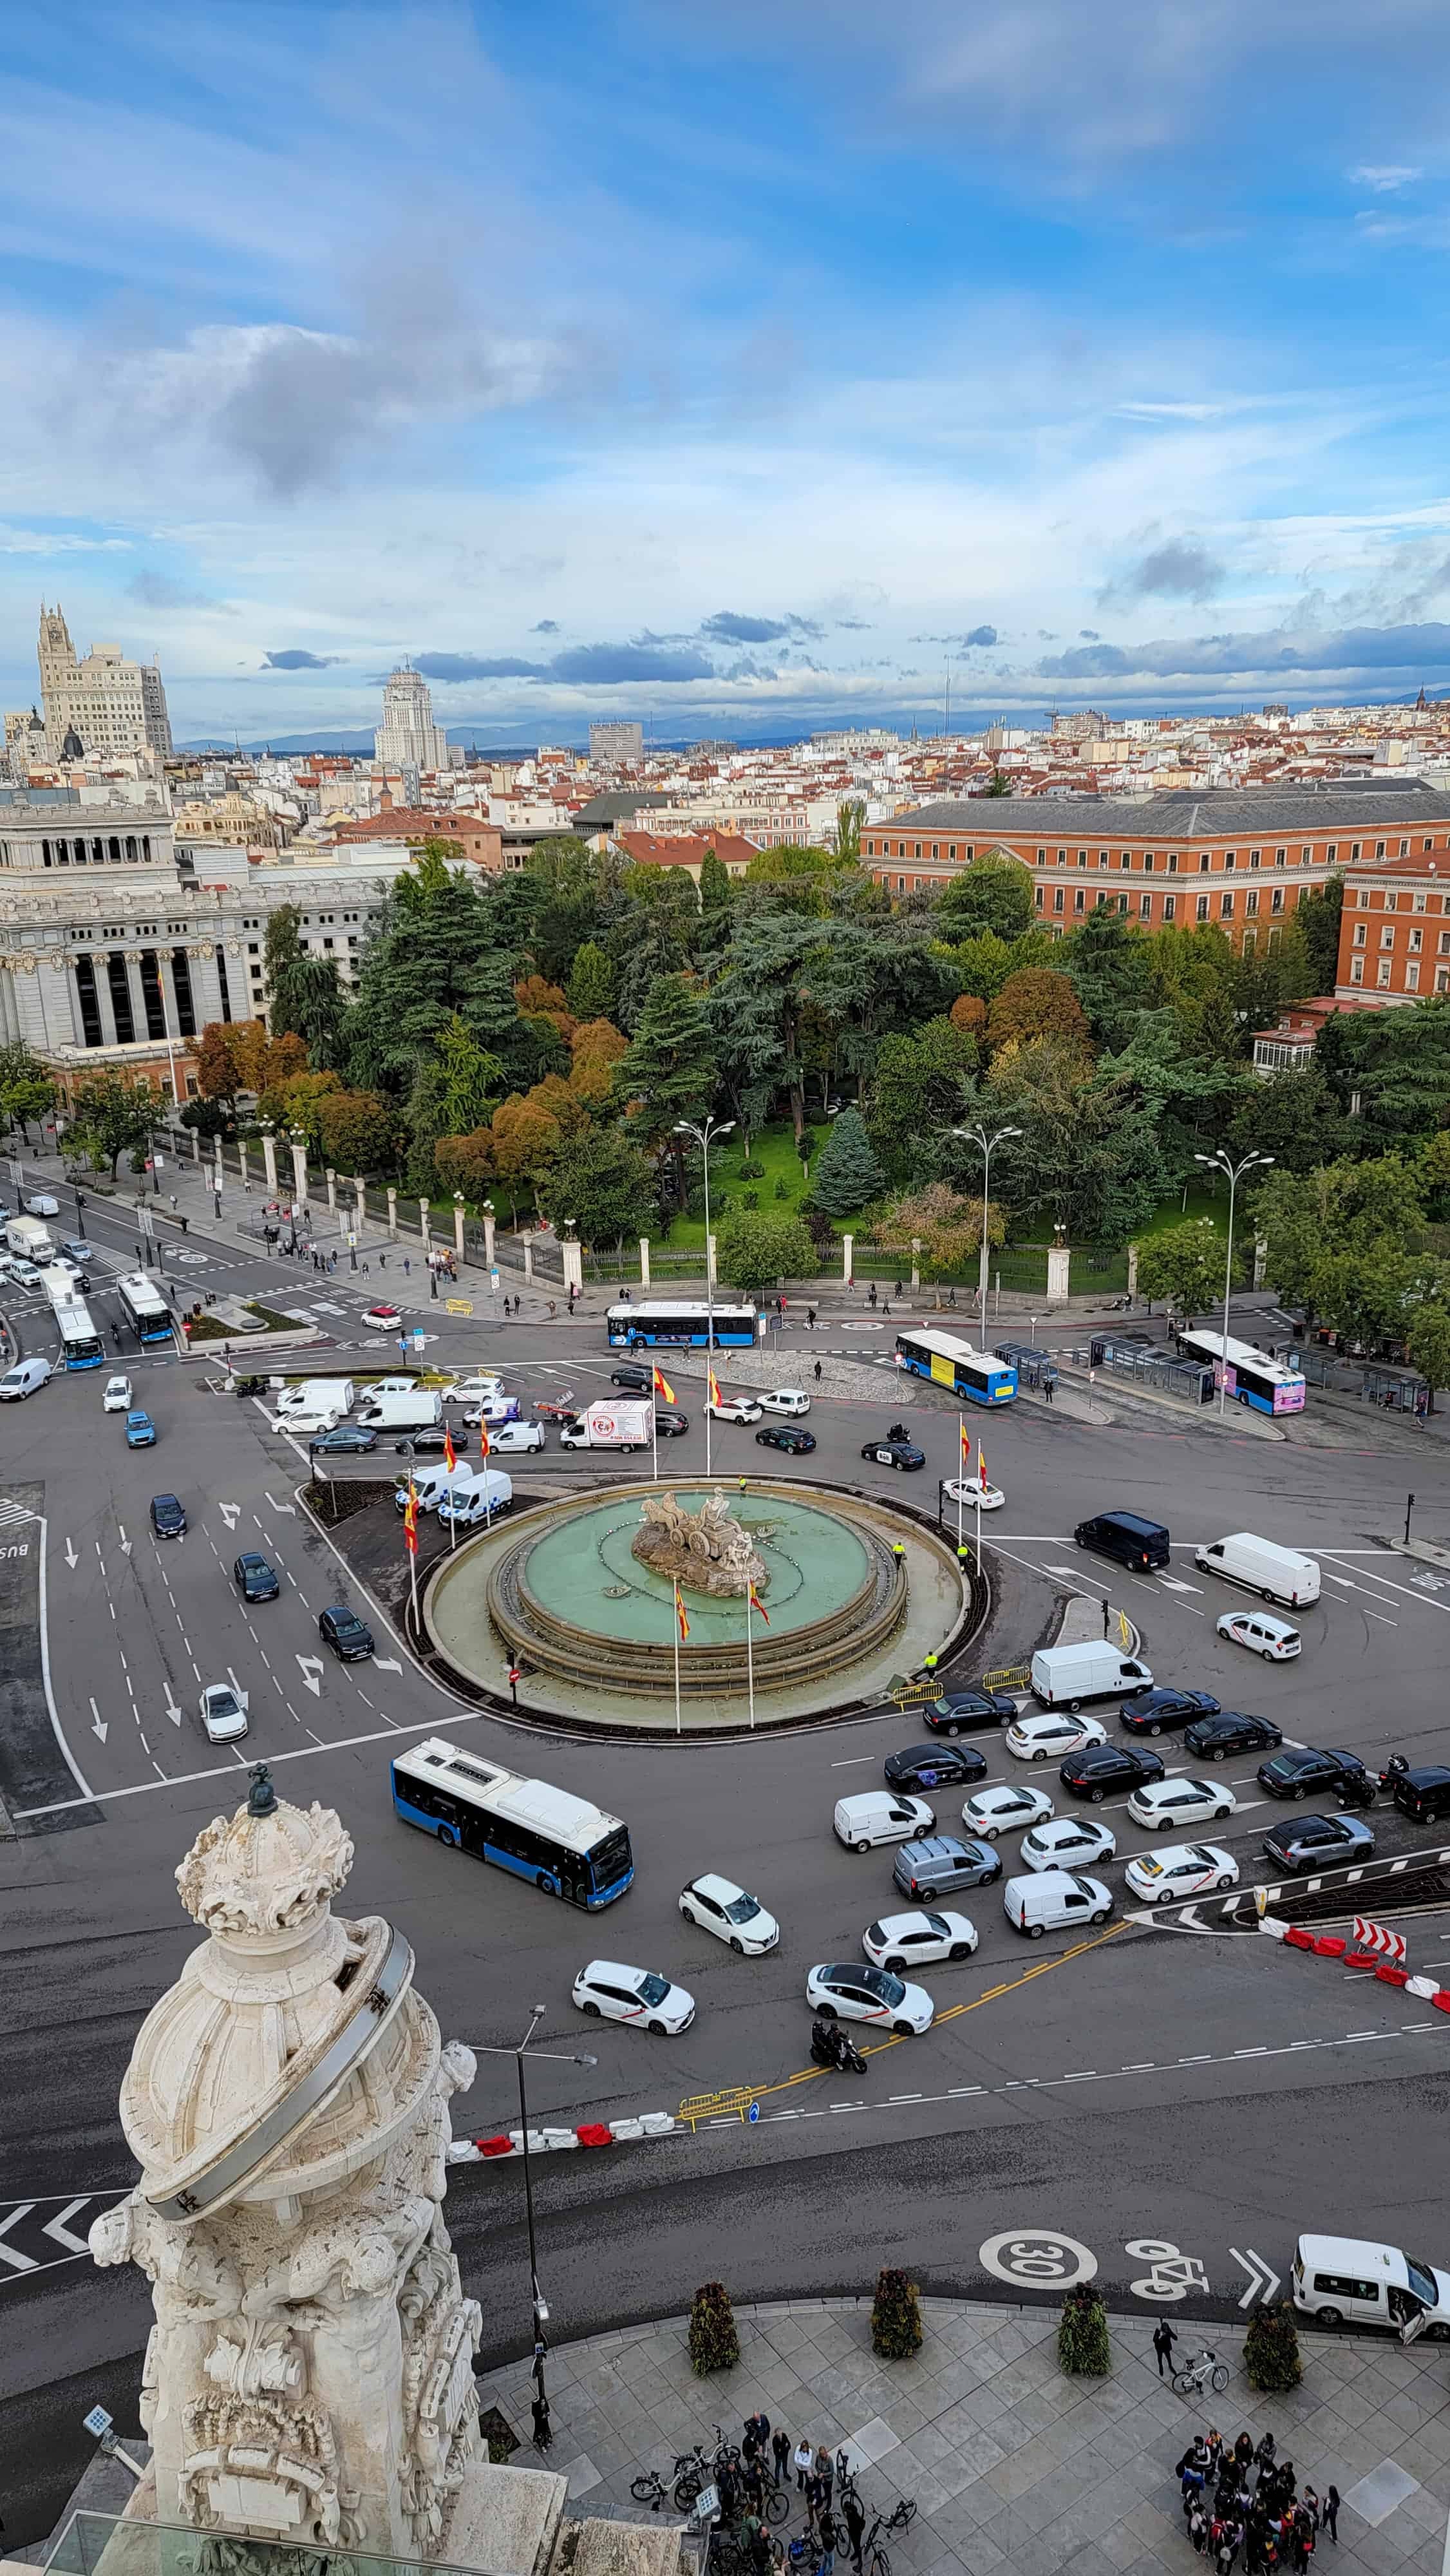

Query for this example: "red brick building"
[1335,846,1450,1002]
[330,797,503,872]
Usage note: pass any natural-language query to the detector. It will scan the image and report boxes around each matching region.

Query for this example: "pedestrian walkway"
[473,2296,1450,2576]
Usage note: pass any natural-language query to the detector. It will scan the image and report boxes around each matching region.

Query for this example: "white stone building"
[30,602,173,760]
[375,663,449,772]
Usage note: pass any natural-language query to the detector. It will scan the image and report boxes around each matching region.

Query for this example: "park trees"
[317,1087,399,1175]
[616,974,717,1196]
[1252,1154,1427,1341]
[1063,909,1155,1050]
[714,1208,816,1294]
[68,1069,159,1177]
[0,1041,55,1138]
[536,1124,657,1248]
[937,852,1035,943]
[986,968,1089,1054]
[1135,1220,1240,1320]
[566,940,617,1023]
[810,1106,885,1217]
[868,1018,977,1174]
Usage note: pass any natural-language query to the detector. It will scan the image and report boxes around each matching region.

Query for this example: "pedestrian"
[868,1283,877,1309]
[739,1475,748,1495]
[1153,2318,1178,2378]
[404,1256,411,1275]
[947,1285,956,1306]
[807,1306,816,1329]
[793,2439,813,2495]
[813,1358,822,1384]
[1187,2501,1209,2556]
[1234,2434,1254,2477]
[1102,1597,1113,1638]
[893,1279,902,1298]
[742,2459,765,2515]
[882,1300,890,1318]
[1206,2432,1223,2473]
[362,1260,370,1277]
[1043,1374,1054,1405]
[843,2490,865,2571]
[379,1251,387,1269]
[921,1649,938,1679]
[170,1193,177,1211]
[1322,2488,1339,2544]
[817,2508,837,2576]
[814,2446,833,2505]
[891,1541,905,1569]
[531,2392,552,2451]
[744,2409,770,2458]
[956,1544,970,1577]
[771,2429,791,2489]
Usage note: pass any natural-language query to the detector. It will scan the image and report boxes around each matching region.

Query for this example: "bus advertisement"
[606,1298,758,1349]
[894,1327,1017,1407]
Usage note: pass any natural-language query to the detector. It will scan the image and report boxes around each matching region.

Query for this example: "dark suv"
[1073,1510,1171,1571]
[234,1551,281,1602]
[319,1604,375,1662]
[1059,1743,1166,1804]
[1257,1747,1375,1804]
[1391,1766,1450,1825]
[610,1362,652,1392]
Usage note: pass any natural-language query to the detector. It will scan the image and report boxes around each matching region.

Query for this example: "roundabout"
[423,1477,975,1729]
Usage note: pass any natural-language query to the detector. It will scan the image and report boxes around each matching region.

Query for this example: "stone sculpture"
[631,1488,767,1597]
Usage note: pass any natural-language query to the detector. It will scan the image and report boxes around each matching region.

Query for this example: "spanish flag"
[674,1580,690,1643]
[403,1481,419,1557]
[959,1419,971,1468]
[708,1364,722,1410]
[748,1578,770,1628]
[477,1419,491,1459]
[444,1425,457,1474]
[653,1363,677,1406]
[979,1441,990,1493]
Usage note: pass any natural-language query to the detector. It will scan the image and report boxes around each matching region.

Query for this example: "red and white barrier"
[447,2110,677,2164]
[1259,1915,1450,2009]
[1352,1915,1407,1962]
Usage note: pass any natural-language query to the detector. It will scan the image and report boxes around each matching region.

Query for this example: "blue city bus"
[391,1737,634,1908]
[1174,1327,1306,1416]
[116,1269,174,1346]
[44,1271,105,1369]
[606,1297,758,1349]
[894,1326,1017,1406]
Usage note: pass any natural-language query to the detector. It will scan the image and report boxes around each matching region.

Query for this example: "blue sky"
[4,0,1450,743]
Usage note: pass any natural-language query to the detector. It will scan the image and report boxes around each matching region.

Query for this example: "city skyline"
[3,3,1450,739]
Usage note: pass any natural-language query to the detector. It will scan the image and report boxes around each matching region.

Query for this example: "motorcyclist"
[887,1421,909,1441]
[811,2014,835,2063]
[1383,1752,1409,1783]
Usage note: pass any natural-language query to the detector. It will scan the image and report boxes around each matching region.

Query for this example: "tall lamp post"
[947,1122,1021,1329]
[675,1114,735,1474]
[468,2009,597,2445]
[1193,1147,1274,1414]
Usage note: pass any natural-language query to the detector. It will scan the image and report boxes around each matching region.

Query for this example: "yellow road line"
[677,1918,1132,2123]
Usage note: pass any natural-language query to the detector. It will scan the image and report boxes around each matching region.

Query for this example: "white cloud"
[1350,164,1423,191]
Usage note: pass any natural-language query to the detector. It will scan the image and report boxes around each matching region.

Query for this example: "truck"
[5,1215,54,1265]
[355,1388,443,1432]
[277,1378,355,1420]
[558,1397,653,1454]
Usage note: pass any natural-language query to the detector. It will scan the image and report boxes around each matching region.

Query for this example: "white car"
[963,1783,1055,1840]
[943,1478,1006,1513]
[1019,1815,1117,1873]
[1218,1609,1302,1661]
[706,1395,764,1425]
[1127,1776,1238,1831]
[102,1374,134,1413]
[464,1395,521,1427]
[679,1872,779,1954]
[572,1960,695,2034]
[1004,1711,1107,1764]
[363,1303,404,1327]
[1124,1841,1239,1904]
[759,1388,811,1416]
[483,1418,545,1454]
[862,1909,977,1971]
[444,1374,504,1403]
[805,1960,934,2035]
[199,1681,249,1744]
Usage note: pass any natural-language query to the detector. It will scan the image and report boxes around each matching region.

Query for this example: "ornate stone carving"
[175,1799,353,1937]
[632,1488,768,1596]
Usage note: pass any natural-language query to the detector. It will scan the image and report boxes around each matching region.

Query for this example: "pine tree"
[699,848,734,913]
[1244,2301,1301,2392]
[617,974,717,1193]
[567,941,617,1022]
[870,2269,923,2359]
[811,1106,885,1218]
[1057,2284,1111,2376]
[688,2281,740,2376]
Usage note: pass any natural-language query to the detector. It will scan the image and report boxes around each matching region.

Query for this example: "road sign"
[1352,1915,1407,1962]
[446,1297,474,1316]
[747,2101,760,2125]
[412,1328,426,1352]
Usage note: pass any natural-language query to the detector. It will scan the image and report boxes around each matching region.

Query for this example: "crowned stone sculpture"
[630,1489,767,1598]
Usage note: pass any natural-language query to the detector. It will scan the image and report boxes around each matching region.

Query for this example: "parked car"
[149,1493,187,1538]
[1124,1841,1239,1903]
[805,1961,934,2036]
[1059,1743,1166,1804]
[124,1408,157,1448]
[861,1909,978,1971]
[234,1551,281,1602]
[572,1960,695,2033]
[861,1437,925,1470]
[1390,1766,1450,1826]
[1118,1686,1221,1737]
[1218,1609,1302,1660]
[678,1873,779,1954]
[1183,1710,1283,1761]
[1257,1747,1373,1803]
[319,1604,373,1661]
[756,1423,816,1454]
[1263,1813,1376,1872]
[883,1741,990,1794]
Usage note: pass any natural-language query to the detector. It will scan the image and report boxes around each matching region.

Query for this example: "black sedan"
[1183,1711,1283,1762]
[862,1438,925,1471]
[1060,1743,1167,1804]
[1263,1814,1376,1873]
[149,1492,187,1539]
[319,1604,374,1661]
[610,1363,652,1392]
[395,1425,471,1457]
[655,1408,690,1437]
[1119,1686,1220,1737]
[757,1423,816,1455]
[922,1685,1018,1736]
[234,1551,281,1602]
[1258,1747,1375,1804]
[310,1425,378,1454]
[884,1741,990,1793]
[1391,1765,1450,1825]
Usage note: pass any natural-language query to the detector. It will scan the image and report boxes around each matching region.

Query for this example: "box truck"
[558,1399,653,1453]
[5,1215,54,1264]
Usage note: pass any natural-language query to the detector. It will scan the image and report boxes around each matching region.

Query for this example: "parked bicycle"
[630,2468,673,2512]
[1172,2346,1229,2398]
[860,2497,918,2576]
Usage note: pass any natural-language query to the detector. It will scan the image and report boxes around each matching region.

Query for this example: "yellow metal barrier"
[886,1678,941,1710]
[981,1663,1029,1692]
[677,2088,758,2130]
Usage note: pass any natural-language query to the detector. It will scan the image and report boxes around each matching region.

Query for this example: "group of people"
[1177,2429,1341,2571]
[716,2414,868,2576]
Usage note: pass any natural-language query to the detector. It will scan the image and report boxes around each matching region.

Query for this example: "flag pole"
[673,1581,683,1737]
[745,1584,756,1732]
[957,1443,965,1553]
[652,1392,659,1481]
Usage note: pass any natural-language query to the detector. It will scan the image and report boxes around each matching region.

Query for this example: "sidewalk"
[473,2296,1450,2576]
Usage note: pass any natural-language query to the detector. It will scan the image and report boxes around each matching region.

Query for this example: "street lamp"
[467,2009,598,2446]
[675,1115,735,1473]
[1194,1148,1274,1414]
[946,1122,1021,1326]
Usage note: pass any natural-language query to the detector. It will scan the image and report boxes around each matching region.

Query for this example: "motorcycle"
[1377,1755,1410,1793]
[1337,1770,1377,1810]
[810,2018,867,2075]
[886,1422,910,1443]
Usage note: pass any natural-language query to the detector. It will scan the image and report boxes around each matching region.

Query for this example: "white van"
[1194,1531,1321,1609]
[395,1462,475,1515]
[278,1378,354,1419]
[357,1389,442,1432]
[0,1355,52,1400]
[1003,1870,1114,1938]
[1292,2235,1450,2338]
[436,1469,514,1529]
[1031,1640,1153,1710]
[833,1791,936,1852]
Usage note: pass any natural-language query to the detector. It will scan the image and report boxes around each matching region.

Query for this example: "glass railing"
[45,2512,488,2576]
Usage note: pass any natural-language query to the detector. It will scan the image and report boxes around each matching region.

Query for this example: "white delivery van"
[1031,1640,1154,1710]
[436,1469,514,1529]
[833,1791,937,1852]
[558,1398,653,1453]
[278,1378,355,1418]
[396,1462,476,1515]
[1194,1531,1321,1608]
[0,1354,53,1400]
[1003,1870,1114,1938]
[5,1216,54,1265]
[1292,2235,1450,2338]
[357,1389,443,1432]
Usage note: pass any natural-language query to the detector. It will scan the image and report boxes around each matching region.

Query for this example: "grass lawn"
[660,1121,818,1248]
[1138,1182,1229,1241]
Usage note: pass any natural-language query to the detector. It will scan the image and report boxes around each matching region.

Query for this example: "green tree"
[962,1037,1168,1245]
[687,2282,740,2376]
[834,800,865,865]
[317,1088,399,1174]
[1252,1154,1426,1339]
[869,2269,924,2360]
[435,1013,507,1135]
[1407,1294,1450,1416]
[1297,872,1344,993]
[1057,2285,1111,2378]
[811,1106,885,1217]
[1317,994,1450,1146]
[616,974,717,1194]
[985,769,1011,797]
[0,1041,57,1138]
[868,1018,978,1173]
[1244,2302,1301,2393]
[1064,909,1155,1050]
[987,968,1090,1054]
[937,853,1034,943]
[566,940,617,1022]
[714,1208,816,1293]
[697,846,733,916]
[1225,1067,1347,1174]
[1136,1219,1234,1320]
[948,930,1015,1003]
[522,833,599,981]
[536,1124,657,1248]
[68,1070,158,1177]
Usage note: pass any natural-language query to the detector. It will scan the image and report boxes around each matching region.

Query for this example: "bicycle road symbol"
[1124,2238,1210,2302]
[978,2228,1098,2289]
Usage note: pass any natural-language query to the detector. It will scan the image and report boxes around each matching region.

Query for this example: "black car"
[921,1685,1017,1736]
[1257,1747,1374,1803]
[1183,1710,1283,1762]
[1391,1765,1450,1825]
[1073,1509,1171,1571]
[757,1423,816,1454]
[234,1551,281,1602]
[1263,1814,1377,1873]
[655,1408,690,1437]
[884,1741,990,1793]
[319,1604,374,1661]
[149,1492,187,1539]
[1119,1686,1221,1737]
[310,1425,378,1454]
[1059,1742,1167,1803]
[610,1363,652,1392]
[395,1425,471,1457]
[861,1439,925,1471]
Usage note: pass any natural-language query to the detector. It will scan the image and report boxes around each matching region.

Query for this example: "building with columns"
[29,601,173,761]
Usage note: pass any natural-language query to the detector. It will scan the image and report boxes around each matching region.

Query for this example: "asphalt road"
[3,1195,1449,2543]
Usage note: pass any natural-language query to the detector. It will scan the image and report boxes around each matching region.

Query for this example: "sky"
[5,0,1450,746]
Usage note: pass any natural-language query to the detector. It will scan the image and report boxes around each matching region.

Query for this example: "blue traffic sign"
[748,2101,760,2124]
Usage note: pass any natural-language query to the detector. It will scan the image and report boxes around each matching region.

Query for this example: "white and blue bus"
[116,1269,174,1346]
[894,1326,1017,1407]
[44,1270,105,1370]
[390,1737,634,1908]
[1174,1327,1306,1416]
[606,1297,758,1349]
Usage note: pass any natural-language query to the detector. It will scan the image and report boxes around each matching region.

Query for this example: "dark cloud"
[1037,619,1450,681]
[701,610,823,643]
[1079,627,1100,639]
[552,639,715,682]
[532,619,560,634]
[129,571,227,612]
[1101,537,1225,607]
[412,651,547,680]
[263,648,341,669]
[963,623,998,647]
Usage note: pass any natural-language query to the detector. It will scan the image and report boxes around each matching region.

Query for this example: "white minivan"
[1292,2235,1450,2339]
[1003,1870,1114,1938]
[0,1354,52,1400]
[833,1792,936,1852]
[1031,1641,1153,1710]
[1194,1531,1321,1609]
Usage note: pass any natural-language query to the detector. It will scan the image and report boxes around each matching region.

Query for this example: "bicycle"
[671,2444,713,2507]
[630,2468,674,2511]
[861,2498,917,2576]
[1172,2347,1229,2398]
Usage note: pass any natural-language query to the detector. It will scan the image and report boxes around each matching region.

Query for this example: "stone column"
[910,1236,921,1291]
[482,1206,496,1267]
[706,1231,717,1287]
[213,1138,225,1195]
[452,1201,466,1260]
[1046,1238,1071,1303]
[418,1198,431,1256]
[639,1236,651,1288]
[353,1177,366,1231]
[260,1132,278,1193]
[290,1139,308,1211]
[522,1235,534,1282]
[1127,1242,1139,1302]
[238,1141,249,1190]
[386,1185,398,1239]
[842,1231,854,1282]
[325,1167,337,1215]
[191,1127,202,1166]
[1254,1233,1267,1289]
[561,1236,584,1302]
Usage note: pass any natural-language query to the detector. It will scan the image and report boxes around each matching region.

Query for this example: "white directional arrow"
[88,1696,108,1744]
[0,2205,38,2273]
[218,1502,240,1530]
[42,2198,94,2256]
[373,1656,402,1673]
[1230,2246,1281,2309]
[117,1522,132,1556]
[164,1692,183,1728]
[265,1493,297,1516]
[64,1537,77,1569]
[296,1655,325,1696]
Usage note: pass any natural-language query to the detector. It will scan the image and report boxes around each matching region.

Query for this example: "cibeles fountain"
[82,1767,583,2576]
